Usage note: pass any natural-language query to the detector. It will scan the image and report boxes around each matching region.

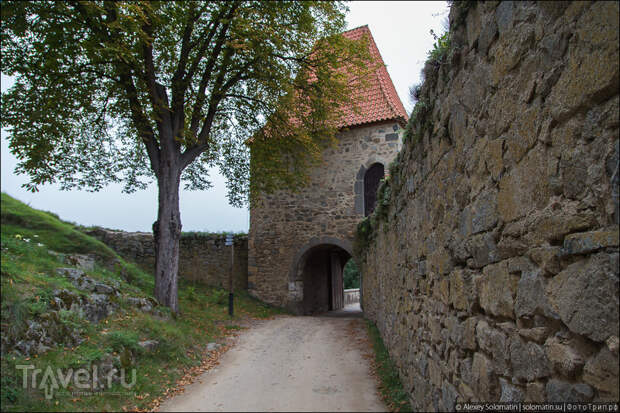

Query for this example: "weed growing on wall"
[356,1,470,261]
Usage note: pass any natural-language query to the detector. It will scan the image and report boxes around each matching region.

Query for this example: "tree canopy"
[1,0,370,205]
[1,1,371,312]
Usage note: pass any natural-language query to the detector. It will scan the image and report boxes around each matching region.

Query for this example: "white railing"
[344,288,360,305]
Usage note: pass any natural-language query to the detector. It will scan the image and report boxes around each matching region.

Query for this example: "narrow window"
[364,163,384,216]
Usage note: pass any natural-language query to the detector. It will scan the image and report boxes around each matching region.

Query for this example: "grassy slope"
[1,192,282,412]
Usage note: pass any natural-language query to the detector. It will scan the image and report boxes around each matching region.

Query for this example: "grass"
[1,192,283,412]
[365,320,412,412]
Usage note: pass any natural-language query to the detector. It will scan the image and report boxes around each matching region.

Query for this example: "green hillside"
[0,192,281,412]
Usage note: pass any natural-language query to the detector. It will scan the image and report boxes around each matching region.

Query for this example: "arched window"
[364,163,384,216]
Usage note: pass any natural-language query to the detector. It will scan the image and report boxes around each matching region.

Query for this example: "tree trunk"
[153,160,182,314]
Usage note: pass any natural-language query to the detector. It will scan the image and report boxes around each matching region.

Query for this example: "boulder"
[138,340,159,352]
[65,254,96,271]
[94,283,115,295]
[55,267,85,281]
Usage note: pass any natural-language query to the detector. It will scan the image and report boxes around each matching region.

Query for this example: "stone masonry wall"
[361,1,619,410]
[249,121,403,309]
[86,228,248,291]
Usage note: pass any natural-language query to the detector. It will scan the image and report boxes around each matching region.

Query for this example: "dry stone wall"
[86,228,248,291]
[360,1,619,409]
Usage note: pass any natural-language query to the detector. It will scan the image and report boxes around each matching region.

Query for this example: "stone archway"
[287,237,352,314]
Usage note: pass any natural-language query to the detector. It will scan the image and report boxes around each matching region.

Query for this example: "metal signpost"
[225,234,234,317]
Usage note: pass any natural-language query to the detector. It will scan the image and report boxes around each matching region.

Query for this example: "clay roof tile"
[338,25,408,128]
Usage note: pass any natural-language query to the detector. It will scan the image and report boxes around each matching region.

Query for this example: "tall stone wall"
[361,1,619,409]
[86,228,248,291]
[249,121,403,309]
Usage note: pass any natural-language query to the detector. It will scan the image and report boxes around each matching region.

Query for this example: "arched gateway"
[247,26,408,314]
[288,237,352,314]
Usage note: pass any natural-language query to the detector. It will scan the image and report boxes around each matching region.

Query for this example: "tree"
[343,259,360,289]
[1,1,370,313]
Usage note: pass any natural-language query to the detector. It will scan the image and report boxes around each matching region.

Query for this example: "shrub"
[427,29,451,64]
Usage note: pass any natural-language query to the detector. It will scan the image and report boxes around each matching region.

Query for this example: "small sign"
[225,234,233,246]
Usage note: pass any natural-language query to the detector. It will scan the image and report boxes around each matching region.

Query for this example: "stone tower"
[248,26,408,314]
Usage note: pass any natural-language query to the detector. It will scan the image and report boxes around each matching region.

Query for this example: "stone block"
[525,382,546,402]
[497,236,529,260]
[518,327,548,344]
[428,358,443,388]
[546,379,594,402]
[499,377,524,402]
[450,269,477,312]
[526,207,597,245]
[544,336,586,378]
[429,247,454,276]
[583,347,620,397]
[510,336,551,382]
[498,146,550,223]
[562,228,619,256]
[477,261,517,318]
[547,253,619,342]
[528,246,561,275]
[495,1,514,35]
[441,380,458,412]
[471,352,498,401]
[471,190,499,234]
[462,317,478,351]
[476,320,510,375]
[478,12,498,56]
[515,268,556,319]
[486,138,505,181]
[549,1,620,121]
[468,232,500,268]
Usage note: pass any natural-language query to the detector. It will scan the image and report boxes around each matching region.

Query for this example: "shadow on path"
[322,303,363,318]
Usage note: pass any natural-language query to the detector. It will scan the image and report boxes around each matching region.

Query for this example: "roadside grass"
[365,320,412,412]
[1,192,283,412]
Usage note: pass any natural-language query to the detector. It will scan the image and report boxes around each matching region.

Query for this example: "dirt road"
[159,310,387,412]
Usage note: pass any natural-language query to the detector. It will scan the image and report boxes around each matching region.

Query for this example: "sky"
[0,1,450,232]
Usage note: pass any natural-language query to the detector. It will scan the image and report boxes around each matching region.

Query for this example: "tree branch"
[70,1,161,175]
[170,6,200,136]
[188,1,239,138]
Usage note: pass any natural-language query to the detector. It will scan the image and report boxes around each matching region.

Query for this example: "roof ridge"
[342,24,369,34]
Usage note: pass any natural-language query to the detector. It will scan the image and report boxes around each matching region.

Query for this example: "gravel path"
[159,310,387,412]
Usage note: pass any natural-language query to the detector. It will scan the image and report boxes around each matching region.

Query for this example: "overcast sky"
[0,1,449,232]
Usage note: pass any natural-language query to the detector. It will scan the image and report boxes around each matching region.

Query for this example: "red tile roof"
[338,25,408,129]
